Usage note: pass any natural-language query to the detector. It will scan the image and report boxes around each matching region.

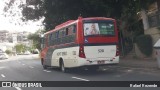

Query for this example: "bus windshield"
[83,21,115,36]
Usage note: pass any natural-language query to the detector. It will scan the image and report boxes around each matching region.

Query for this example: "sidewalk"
[119,57,159,70]
[0,54,40,63]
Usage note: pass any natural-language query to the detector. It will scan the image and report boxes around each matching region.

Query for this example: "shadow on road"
[46,67,119,76]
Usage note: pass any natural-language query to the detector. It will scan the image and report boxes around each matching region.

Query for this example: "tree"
[3,0,156,31]
[3,0,157,56]
[15,44,26,54]
[3,0,156,41]
[27,30,43,50]
[33,0,126,31]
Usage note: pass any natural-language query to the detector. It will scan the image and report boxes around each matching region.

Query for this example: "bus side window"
[73,25,76,33]
[66,28,69,35]
[48,34,50,46]
[68,26,73,35]
[56,31,59,38]
[52,32,56,45]
[43,35,47,48]
[62,29,65,37]
[59,30,62,38]
[52,32,55,45]
[51,33,55,46]
[71,25,76,42]
[59,29,64,44]
[55,31,59,45]
[49,33,53,46]
[65,25,76,43]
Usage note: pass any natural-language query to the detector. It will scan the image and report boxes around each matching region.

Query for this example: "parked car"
[0,53,9,59]
[32,49,39,54]
[24,51,31,55]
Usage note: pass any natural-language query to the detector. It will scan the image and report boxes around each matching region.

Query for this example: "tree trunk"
[141,8,149,30]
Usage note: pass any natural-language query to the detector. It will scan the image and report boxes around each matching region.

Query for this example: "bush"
[5,49,12,54]
[136,35,153,56]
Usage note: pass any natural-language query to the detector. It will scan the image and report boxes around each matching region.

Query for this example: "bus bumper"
[77,56,119,67]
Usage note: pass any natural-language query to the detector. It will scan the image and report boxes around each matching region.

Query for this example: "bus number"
[98,49,104,53]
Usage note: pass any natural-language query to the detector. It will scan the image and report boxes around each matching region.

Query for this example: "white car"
[24,51,31,55]
[0,53,9,59]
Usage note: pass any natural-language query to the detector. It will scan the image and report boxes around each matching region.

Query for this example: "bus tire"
[43,65,48,69]
[41,58,44,65]
[60,60,68,73]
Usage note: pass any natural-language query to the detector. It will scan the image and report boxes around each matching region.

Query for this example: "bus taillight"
[116,45,119,56]
[79,45,86,58]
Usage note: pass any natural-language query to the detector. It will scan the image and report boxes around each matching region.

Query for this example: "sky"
[0,0,44,33]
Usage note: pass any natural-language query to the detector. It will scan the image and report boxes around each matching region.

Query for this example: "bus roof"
[44,20,77,35]
[44,17,115,35]
[82,17,115,21]
[55,20,76,29]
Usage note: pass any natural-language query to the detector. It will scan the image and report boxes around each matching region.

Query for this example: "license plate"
[97,60,105,64]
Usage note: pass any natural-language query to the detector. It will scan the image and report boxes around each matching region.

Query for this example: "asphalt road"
[0,55,160,90]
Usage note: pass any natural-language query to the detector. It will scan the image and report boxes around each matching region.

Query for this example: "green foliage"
[21,0,155,31]
[15,44,26,53]
[27,30,42,50]
[5,49,12,54]
[136,35,153,56]
[3,0,156,32]
[132,20,144,42]
[157,26,160,31]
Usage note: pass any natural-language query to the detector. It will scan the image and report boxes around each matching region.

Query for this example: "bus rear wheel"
[43,65,48,69]
[60,60,68,73]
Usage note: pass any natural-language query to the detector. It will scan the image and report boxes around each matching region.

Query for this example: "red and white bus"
[40,17,119,72]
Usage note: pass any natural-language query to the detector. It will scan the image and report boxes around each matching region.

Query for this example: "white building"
[0,30,32,53]
[12,33,17,43]
[0,43,15,52]
[0,30,9,43]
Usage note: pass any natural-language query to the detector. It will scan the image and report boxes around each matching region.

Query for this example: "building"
[17,31,31,42]
[8,32,18,44]
[0,43,15,52]
[0,30,33,53]
[16,31,32,47]
[0,30,9,43]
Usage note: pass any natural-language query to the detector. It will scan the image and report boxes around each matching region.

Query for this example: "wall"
[144,27,160,58]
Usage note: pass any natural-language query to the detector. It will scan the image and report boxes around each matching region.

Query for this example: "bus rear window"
[84,22,115,36]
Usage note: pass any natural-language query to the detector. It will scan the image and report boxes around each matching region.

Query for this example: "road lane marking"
[29,66,34,68]
[72,77,89,81]
[0,67,5,69]
[115,75,121,77]
[127,69,133,72]
[43,70,51,72]
[15,87,22,90]
[22,64,25,65]
[1,74,5,78]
